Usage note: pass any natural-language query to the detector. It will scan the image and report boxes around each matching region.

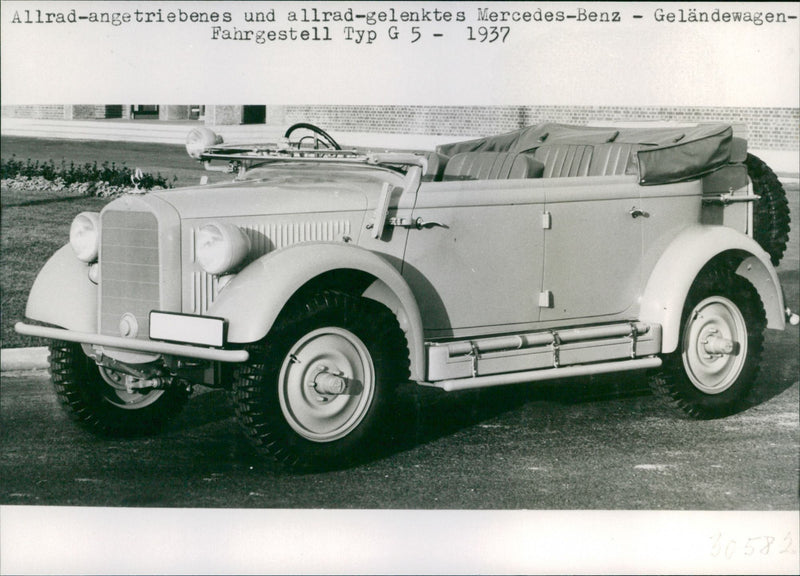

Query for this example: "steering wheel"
[284,123,341,150]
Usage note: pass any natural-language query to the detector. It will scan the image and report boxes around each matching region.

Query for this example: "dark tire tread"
[49,341,188,437]
[233,291,410,471]
[650,262,766,419]
[747,153,791,266]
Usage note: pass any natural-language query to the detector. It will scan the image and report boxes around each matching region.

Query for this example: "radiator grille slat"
[100,210,160,338]
[189,219,351,314]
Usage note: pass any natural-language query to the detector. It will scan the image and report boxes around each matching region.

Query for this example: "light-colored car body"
[15,121,796,467]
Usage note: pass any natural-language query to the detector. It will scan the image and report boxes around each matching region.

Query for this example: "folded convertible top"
[436,122,734,185]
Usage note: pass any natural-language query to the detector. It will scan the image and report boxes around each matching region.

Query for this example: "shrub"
[0,155,174,195]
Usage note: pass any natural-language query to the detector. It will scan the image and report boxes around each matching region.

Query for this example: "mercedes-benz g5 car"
[16,121,797,469]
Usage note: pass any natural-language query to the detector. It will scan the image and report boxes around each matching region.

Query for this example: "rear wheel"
[747,153,791,266]
[651,263,766,418]
[49,341,189,436]
[233,291,409,470]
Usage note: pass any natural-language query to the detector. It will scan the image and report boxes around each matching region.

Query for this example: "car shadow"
[162,374,653,472]
[164,325,798,472]
[168,387,235,431]
[745,330,799,408]
[385,370,655,457]
[385,332,799,461]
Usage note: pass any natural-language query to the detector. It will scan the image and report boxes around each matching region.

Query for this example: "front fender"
[208,242,425,381]
[24,244,97,332]
[640,225,785,354]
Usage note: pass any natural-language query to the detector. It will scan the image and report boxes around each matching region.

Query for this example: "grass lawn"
[1,136,231,348]
[1,190,109,348]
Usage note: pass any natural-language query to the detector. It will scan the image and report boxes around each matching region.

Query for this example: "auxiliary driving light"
[195,222,251,275]
[186,127,223,159]
[69,212,101,263]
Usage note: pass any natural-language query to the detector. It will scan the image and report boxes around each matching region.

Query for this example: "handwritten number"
[710,532,722,557]
[780,532,793,554]
[725,539,736,560]
[712,533,796,559]
[744,537,756,556]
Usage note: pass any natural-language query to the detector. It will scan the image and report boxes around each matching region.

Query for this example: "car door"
[401,179,546,338]
[539,177,643,322]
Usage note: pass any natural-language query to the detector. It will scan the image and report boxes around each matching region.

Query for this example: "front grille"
[100,210,160,339]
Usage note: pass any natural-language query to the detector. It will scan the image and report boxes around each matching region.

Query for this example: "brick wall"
[3,104,797,150]
[71,105,107,119]
[1,105,67,120]
[284,105,800,151]
[1,105,119,120]
[204,105,243,126]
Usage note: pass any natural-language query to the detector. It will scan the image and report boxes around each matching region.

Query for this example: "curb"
[1,347,50,372]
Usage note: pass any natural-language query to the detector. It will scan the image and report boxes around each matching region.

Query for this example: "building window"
[105,105,123,119]
[242,105,266,124]
[131,105,159,119]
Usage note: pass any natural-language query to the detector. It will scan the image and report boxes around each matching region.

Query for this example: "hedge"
[0,155,174,196]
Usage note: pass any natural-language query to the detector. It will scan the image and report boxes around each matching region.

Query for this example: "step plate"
[426,323,661,381]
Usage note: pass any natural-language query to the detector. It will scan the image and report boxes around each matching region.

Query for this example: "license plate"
[149,311,226,348]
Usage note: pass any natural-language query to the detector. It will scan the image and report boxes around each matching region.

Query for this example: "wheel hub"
[97,366,165,408]
[279,327,375,442]
[682,296,747,395]
[307,366,348,396]
[700,328,738,357]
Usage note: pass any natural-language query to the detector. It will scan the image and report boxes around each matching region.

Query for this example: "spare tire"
[746,153,791,266]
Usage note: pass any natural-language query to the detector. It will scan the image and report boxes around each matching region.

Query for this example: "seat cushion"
[442,152,544,180]
[533,145,594,178]
[588,143,642,176]
[420,151,450,181]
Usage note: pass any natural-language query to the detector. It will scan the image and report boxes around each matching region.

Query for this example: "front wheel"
[233,291,410,470]
[49,341,189,436]
[651,264,766,419]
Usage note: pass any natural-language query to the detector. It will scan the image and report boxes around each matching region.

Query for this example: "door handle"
[414,217,448,230]
[390,217,448,230]
[629,207,649,219]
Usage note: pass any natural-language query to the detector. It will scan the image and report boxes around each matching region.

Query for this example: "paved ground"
[1,320,797,510]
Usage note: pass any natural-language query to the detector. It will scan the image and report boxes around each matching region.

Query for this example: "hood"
[149,164,403,219]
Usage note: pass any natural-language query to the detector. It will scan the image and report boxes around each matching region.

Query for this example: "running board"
[425,322,661,382]
[422,357,662,392]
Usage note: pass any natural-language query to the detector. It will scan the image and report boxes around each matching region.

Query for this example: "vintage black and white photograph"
[1,1,798,574]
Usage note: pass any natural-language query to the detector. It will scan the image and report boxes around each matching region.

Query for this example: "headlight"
[196,222,251,275]
[69,212,100,262]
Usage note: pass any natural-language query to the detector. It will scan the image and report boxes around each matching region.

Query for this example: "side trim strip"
[421,357,662,392]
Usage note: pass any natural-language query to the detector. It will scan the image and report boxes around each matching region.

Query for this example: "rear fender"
[25,244,97,332]
[640,225,785,354]
[207,242,425,381]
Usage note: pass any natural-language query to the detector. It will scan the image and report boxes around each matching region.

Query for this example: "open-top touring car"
[16,120,797,469]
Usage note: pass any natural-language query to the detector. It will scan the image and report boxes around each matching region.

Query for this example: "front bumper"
[14,322,249,363]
